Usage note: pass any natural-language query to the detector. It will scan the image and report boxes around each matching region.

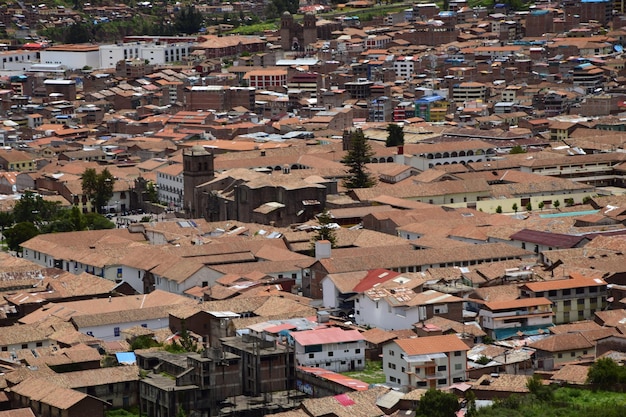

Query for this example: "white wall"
[354,294,423,330]
[321,276,339,308]
[40,50,100,69]
[77,317,169,341]
[100,43,192,68]
[384,342,467,388]
[157,170,184,211]
[294,339,366,373]
[0,50,39,70]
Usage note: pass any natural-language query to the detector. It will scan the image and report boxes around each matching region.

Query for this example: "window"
[548,290,557,297]
[571,352,576,357]
[434,304,448,314]
[308,353,315,359]
[454,351,462,357]
[355,349,361,354]
[455,363,462,370]
[562,289,571,296]
[558,353,563,358]
[389,350,395,356]
[114,327,120,337]
[437,365,447,371]
[564,300,571,307]
[390,376,397,383]
[576,288,585,294]
[22,344,28,349]
[1,347,6,352]
[402,367,406,372]
[36,342,43,347]
[357,360,362,364]
[388,363,396,369]
[438,379,447,385]
[577,299,585,306]
[328,351,334,357]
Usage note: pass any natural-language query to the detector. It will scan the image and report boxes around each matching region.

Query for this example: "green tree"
[0,211,14,239]
[13,191,61,224]
[587,358,626,389]
[512,203,518,213]
[341,129,376,189]
[495,205,502,214]
[582,195,592,204]
[509,145,526,154]
[553,200,560,210]
[416,389,459,417]
[4,222,39,253]
[385,123,404,147]
[66,22,93,44]
[527,374,554,402]
[174,5,204,35]
[538,201,545,211]
[82,168,116,214]
[146,181,159,203]
[311,211,337,249]
[83,213,115,230]
[465,390,477,417]
[526,202,532,211]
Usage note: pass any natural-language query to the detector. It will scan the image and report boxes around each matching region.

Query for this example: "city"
[1,1,626,417]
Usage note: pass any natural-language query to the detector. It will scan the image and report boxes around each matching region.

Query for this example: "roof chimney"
[398,145,404,155]
[315,240,332,260]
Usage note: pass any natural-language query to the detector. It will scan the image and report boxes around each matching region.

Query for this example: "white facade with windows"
[292,327,366,373]
[100,42,191,68]
[383,335,468,388]
[156,164,184,211]
[394,56,417,79]
[0,50,39,70]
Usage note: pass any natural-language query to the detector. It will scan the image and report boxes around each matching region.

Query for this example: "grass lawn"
[554,387,626,407]
[342,360,386,384]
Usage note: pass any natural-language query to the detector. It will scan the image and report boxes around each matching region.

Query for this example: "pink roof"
[299,366,369,391]
[335,394,355,406]
[352,268,400,292]
[291,327,364,346]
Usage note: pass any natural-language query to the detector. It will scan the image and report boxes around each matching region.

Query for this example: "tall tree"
[174,5,204,35]
[385,123,404,147]
[311,211,337,249]
[341,129,376,189]
[81,168,115,214]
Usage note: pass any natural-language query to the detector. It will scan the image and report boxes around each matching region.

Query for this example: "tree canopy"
[416,389,459,417]
[587,357,626,388]
[174,5,204,35]
[5,222,39,253]
[341,129,376,189]
[82,168,116,214]
[385,123,404,147]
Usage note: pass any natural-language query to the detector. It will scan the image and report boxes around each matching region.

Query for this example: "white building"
[354,287,463,330]
[291,327,366,373]
[40,44,101,69]
[99,42,192,69]
[394,55,417,79]
[383,334,468,388]
[156,163,184,211]
[0,50,39,70]
[478,297,554,340]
